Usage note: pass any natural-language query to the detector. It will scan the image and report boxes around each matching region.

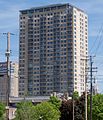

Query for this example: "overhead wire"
[94,28,103,56]
[88,24,103,78]
[89,24,103,54]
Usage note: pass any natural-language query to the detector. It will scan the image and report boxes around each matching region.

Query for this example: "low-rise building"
[0,62,7,102]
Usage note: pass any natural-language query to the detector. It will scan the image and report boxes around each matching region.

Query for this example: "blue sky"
[0,0,103,93]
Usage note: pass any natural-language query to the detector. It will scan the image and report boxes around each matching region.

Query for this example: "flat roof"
[20,3,86,14]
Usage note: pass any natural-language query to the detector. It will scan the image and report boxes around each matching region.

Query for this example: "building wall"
[72,8,88,95]
[0,61,19,101]
[0,62,7,102]
[19,3,88,97]
[10,62,19,97]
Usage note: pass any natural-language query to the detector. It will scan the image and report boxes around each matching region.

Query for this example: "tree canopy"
[14,93,103,120]
[33,102,60,120]
[14,101,34,120]
[0,102,5,120]
[14,100,60,120]
[48,96,61,110]
[88,94,103,120]
[60,94,85,120]
[73,91,79,100]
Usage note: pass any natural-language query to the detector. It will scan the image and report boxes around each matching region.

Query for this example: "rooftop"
[20,3,86,14]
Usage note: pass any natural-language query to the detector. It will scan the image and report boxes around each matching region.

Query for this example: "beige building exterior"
[72,8,88,95]
[19,3,88,97]
[10,62,19,97]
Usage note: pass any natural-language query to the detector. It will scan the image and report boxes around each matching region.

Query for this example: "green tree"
[14,101,34,120]
[73,91,79,100]
[48,96,61,110]
[88,94,103,120]
[33,102,60,120]
[14,101,60,120]
[0,102,5,120]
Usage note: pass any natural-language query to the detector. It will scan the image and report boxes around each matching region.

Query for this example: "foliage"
[14,101,34,120]
[73,91,79,100]
[0,102,5,119]
[48,96,61,110]
[60,94,85,120]
[60,99,73,120]
[14,100,60,120]
[33,102,60,120]
[74,94,85,120]
[88,94,103,120]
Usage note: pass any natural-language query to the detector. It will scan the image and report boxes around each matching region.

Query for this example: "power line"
[94,30,103,56]
[89,24,103,54]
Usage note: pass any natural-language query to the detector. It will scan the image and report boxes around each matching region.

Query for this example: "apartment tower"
[19,3,88,96]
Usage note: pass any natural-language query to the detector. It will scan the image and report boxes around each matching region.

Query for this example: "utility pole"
[90,56,93,120]
[89,56,97,120]
[5,32,10,120]
[3,32,14,120]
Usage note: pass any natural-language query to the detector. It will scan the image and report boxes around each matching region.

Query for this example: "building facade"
[0,62,7,102]
[19,3,88,96]
[0,62,19,102]
[10,62,19,97]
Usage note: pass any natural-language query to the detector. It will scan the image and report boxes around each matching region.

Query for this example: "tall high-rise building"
[19,3,88,97]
